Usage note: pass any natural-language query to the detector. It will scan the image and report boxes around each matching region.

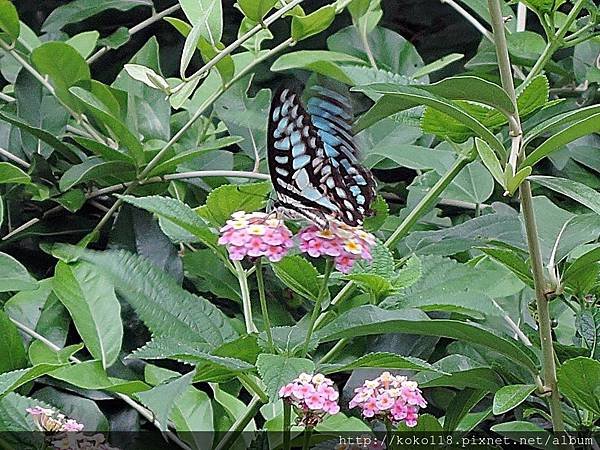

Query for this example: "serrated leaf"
[394,255,422,289]
[319,351,440,374]
[50,245,238,348]
[256,354,315,401]
[197,181,270,226]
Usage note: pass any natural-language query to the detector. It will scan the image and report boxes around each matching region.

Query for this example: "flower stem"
[318,338,349,364]
[255,259,275,352]
[302,426,314,450]
[214,396,263,450]
[233,260,258,334]
[283,402,292,450]
[302,259,335,356]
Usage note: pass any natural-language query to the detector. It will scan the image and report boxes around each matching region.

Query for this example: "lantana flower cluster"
[26,406,119,450]
[298,222,375,273]
[218,211,294,262]
[278,372,340,426]
[218,211,375,273]
[349,372,427,427]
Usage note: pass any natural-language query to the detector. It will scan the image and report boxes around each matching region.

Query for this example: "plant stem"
[233,260,258,334]
[214,396,263,450]
[318,338,349,364]
[487,0,566,432]
[302,426,313,450]
[255,259,275,352]
[302,259,334,356]
[523,0,587,84]
[9,317,190,449]
[0,146,30,168]
[439,0,494,42]
[520,181,565,431]
[313,155,470,328]
[283,402,292,450]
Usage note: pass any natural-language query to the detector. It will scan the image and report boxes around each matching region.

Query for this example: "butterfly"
[267,84,376,228]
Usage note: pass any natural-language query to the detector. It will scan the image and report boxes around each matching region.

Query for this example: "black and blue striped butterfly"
[267,84,376,228]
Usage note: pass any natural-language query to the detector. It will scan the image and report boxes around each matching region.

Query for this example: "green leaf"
[66,31,99,58]
[565,247,600,295]
[479,246,533,287]
[557,357,600,416]
[179,0,222,46]
[505,165,532,195]
[69,86,145,165]
[124,64,170,91]
[416,354,501,391]
[319,352,440,374]
[53,262,122,369]
[29,342,83,365]
[0,252,38,292]
[271,51,367,85]
[515,74,549,118]
[0,162,30,185]
[443,388,486,431]
[272,255,320,301]
[136,370,195,431]
[236,0,278,22]
[417,75,515,115]
[291,5,336,42]
[411,53,464,79]
[345,273,392,298]
[210,383,256,438]
[316,305,539,373]
[493,384,536,415]
[0,364,64,399]
[50,245,238,348]
[492,421,558,449]
[576,308,600,360]
[42,0,152,31]
[171,387,214,450]
[256,354,315,401]
[353,84,505,157]
[72,137,135,164]
[0,310,27,373]
[198,181,271,226]
[0,392,54,434]
[31,42,91,109]
[475,138,504,188]
[523,104,600,147]
[522,112,600,167]
[529,175,600,216]
[59,157,135,192]
[0,0,20,41]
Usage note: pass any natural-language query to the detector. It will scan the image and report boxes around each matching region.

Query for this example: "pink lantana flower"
[219,211,294,262]
[26,406,84,433]
[298,221,375,273]
[349,372,426,428]
[278,372,340,427]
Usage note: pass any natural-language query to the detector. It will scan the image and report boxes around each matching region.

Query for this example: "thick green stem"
[520,181,565,431]
[302,426,314,450]
[318,338,349,364]
[283,402,292,450]
[233,260,258,334]
[302,259,335,356]
[214,396,263,450]
[255,259,275,352]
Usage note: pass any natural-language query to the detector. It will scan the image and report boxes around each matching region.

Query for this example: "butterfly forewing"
[267,85,376,227]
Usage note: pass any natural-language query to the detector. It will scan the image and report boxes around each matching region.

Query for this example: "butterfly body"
[267,85,375,228]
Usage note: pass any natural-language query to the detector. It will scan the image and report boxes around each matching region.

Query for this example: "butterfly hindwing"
[267,84,376,227]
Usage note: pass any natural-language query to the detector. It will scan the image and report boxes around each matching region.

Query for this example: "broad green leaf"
[272,256,320,301]
[31,42,91,109]
[576,308,600,360]
[271,51,367,85]
[236,0,278,22]
[256,354,315,401]
[0,364,64,399]
[394,255,422,289]
[491,421,558,449]
[136,370,195,431]
[344,273,392,298]
[59,157,135,192]
[0,0,19,41]
[353,241,394,278]
[0,162,30,185]
[493,384,536,415]
[353,84,505,156]
[197,181,271,226]
[72,136,135,164]
[179,0,222,46]
[319,352,440,374]
[0,252,37,292]
[0,310,27,373]
[0,111,77,162]
[53,262,122,369]
[412,53,464,79]
[475,138,504,187]
[529,175,600,216]
[417,76,515,115]
[557,357,600,416]
[416,354,501,392]
[362,195,388,232]
[171,387,214,450]
[42,0,152,31]
[50,245,238,348]
[65,31,99,58]
[514,74,549,118]
[522,112,600,167]
[316,305,539,373]
[98,26,130,50]
[443,388,486,431]
[479,246,533,287]
[210,382,256,439]
[69,86,144,165]
[185,250,241,302]
[29,341,83,365]
[124,64,170,91]
[291,5,336,42]
[564,247,600,295]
